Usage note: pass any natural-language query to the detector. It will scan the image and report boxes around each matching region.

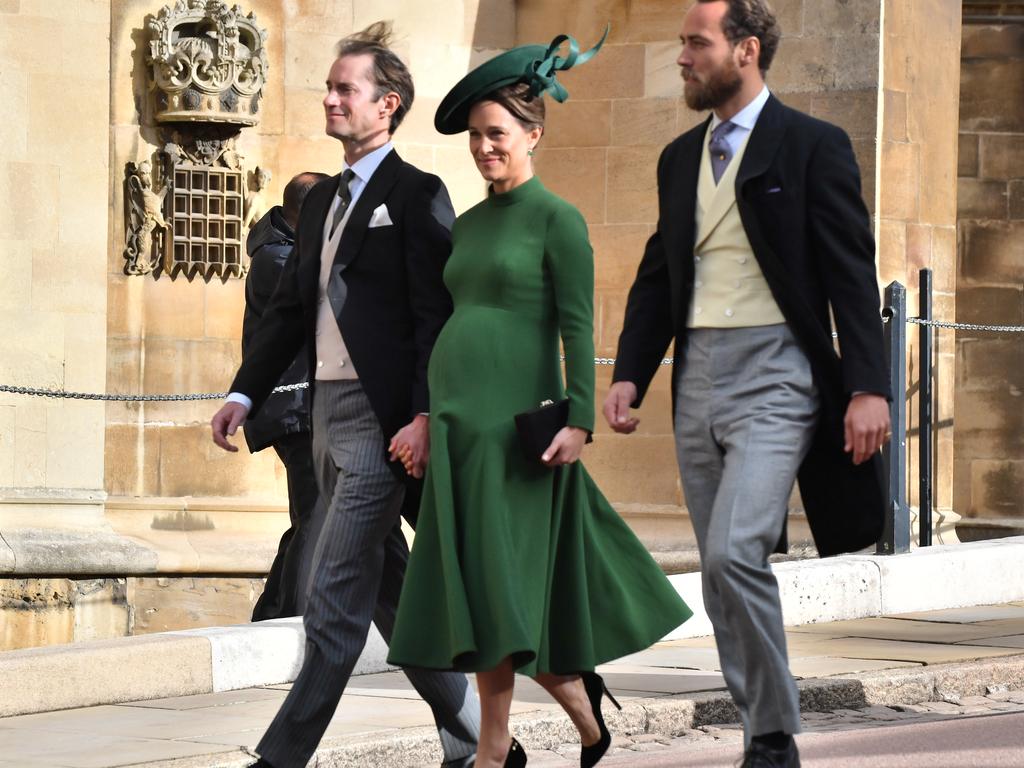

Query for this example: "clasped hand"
[389,414,430,479]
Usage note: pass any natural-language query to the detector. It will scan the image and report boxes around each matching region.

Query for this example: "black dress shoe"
[580,672,622,768]
[740,737,800,768]
[246,759,274,768]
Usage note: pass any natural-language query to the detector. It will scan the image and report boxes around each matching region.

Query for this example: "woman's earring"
[527,149,535,157]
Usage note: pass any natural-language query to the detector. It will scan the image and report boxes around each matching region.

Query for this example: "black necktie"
[329,169,355,237]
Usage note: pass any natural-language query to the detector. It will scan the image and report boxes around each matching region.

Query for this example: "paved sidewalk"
[3,603,1024,767]
[525,687,1024,766]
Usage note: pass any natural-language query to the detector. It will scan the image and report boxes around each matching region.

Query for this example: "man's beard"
[682,60,743,111]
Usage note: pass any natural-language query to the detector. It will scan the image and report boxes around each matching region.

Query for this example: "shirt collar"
[710,86,771,133]
[342,141,394,185]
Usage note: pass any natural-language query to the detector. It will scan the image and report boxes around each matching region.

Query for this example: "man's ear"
[738,36,761,69]
[380,91,401,118]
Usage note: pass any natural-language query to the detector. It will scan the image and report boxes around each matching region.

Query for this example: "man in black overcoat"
[603,2,891,766]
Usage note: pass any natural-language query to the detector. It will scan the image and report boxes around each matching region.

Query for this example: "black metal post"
[919,269,933,547]
[879,281,910,555]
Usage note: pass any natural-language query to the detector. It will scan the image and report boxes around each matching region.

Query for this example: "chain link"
[0,382,308,403]
[907,317,1024,333]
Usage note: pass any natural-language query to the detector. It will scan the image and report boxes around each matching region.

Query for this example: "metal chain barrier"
[0,382,308,402]
[4,314,1022,402]
[907,317,1024,333]
[0,361,675,402]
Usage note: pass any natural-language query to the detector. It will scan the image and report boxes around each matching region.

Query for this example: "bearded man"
[603,2,890,766]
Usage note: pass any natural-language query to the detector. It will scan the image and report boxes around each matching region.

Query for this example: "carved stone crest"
[147,0,267,127]
[126,1,268,280]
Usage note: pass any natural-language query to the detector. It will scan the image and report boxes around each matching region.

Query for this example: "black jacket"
[614,95,889,558]
[241,206,309,453]
[230,150,455,521]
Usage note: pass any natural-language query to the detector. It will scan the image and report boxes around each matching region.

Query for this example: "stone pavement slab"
[891,604,1024,623]
[966,634,1024,649]
[783,636,1024,664]
[787,656,921,678]
[785,616,1024,643]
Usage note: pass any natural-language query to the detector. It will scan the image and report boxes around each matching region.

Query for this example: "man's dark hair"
[335,21,414,134]
[700,0,781,74]
[283,172,330,226]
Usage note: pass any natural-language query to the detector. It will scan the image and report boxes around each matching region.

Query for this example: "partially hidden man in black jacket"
[243,172,329,622]
[603,3,891,768]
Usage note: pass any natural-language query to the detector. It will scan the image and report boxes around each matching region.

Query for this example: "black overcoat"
[613,95,890,557]
[232,150,455,522]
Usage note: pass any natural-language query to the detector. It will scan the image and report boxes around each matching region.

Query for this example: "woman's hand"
[389,414,430,478]
[541,426,589,467]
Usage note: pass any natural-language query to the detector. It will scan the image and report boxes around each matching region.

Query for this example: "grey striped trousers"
[257,380,480,768]
[674,324,819,742]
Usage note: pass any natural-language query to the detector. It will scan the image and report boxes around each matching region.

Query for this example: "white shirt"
[709,85,770,157]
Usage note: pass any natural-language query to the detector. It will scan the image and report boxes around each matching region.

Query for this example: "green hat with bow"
[434,26,610,135]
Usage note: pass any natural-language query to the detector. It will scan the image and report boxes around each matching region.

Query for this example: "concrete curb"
[665,535,1024,639]
[4,537,1024,719]
[126,653,1024,768]
[0,619,391,718]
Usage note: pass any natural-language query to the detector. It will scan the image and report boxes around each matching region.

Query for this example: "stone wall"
[877,0,963,540]
[954,20,1024,531]
[0,2,111,515]
[0,576,267,652]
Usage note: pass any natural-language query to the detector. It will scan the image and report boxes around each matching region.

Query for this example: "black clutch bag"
[513,398,592,464]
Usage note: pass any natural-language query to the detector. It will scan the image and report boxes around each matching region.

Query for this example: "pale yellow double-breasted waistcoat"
[688,124,785,329]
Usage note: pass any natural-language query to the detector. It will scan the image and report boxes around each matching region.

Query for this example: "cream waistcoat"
[314,194,358,381]
[688,123,785,328]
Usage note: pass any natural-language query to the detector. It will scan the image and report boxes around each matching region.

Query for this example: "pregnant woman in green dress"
[388,33,692,768]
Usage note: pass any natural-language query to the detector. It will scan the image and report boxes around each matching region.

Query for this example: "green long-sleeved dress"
[387,176,691,676]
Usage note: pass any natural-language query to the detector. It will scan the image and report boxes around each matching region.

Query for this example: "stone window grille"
[167,164,245,280]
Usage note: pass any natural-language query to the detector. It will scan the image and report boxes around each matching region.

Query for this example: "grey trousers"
[257,380,480,768]
[674,324,818,740]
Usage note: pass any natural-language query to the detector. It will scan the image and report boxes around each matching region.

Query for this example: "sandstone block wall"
[0,1,110,497]
[954,21,1024,526]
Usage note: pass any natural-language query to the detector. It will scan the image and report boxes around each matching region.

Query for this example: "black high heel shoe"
[580,672,622,768]
[505,736,527,767]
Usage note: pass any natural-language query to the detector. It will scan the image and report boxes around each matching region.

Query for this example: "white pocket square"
[368,203,393,228]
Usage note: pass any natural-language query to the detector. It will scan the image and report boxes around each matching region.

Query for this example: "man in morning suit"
[210,22,480,768]
[602,2,891,766]
[244,171,329,622]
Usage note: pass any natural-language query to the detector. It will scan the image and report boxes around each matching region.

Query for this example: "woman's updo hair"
[480,82,546,131]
